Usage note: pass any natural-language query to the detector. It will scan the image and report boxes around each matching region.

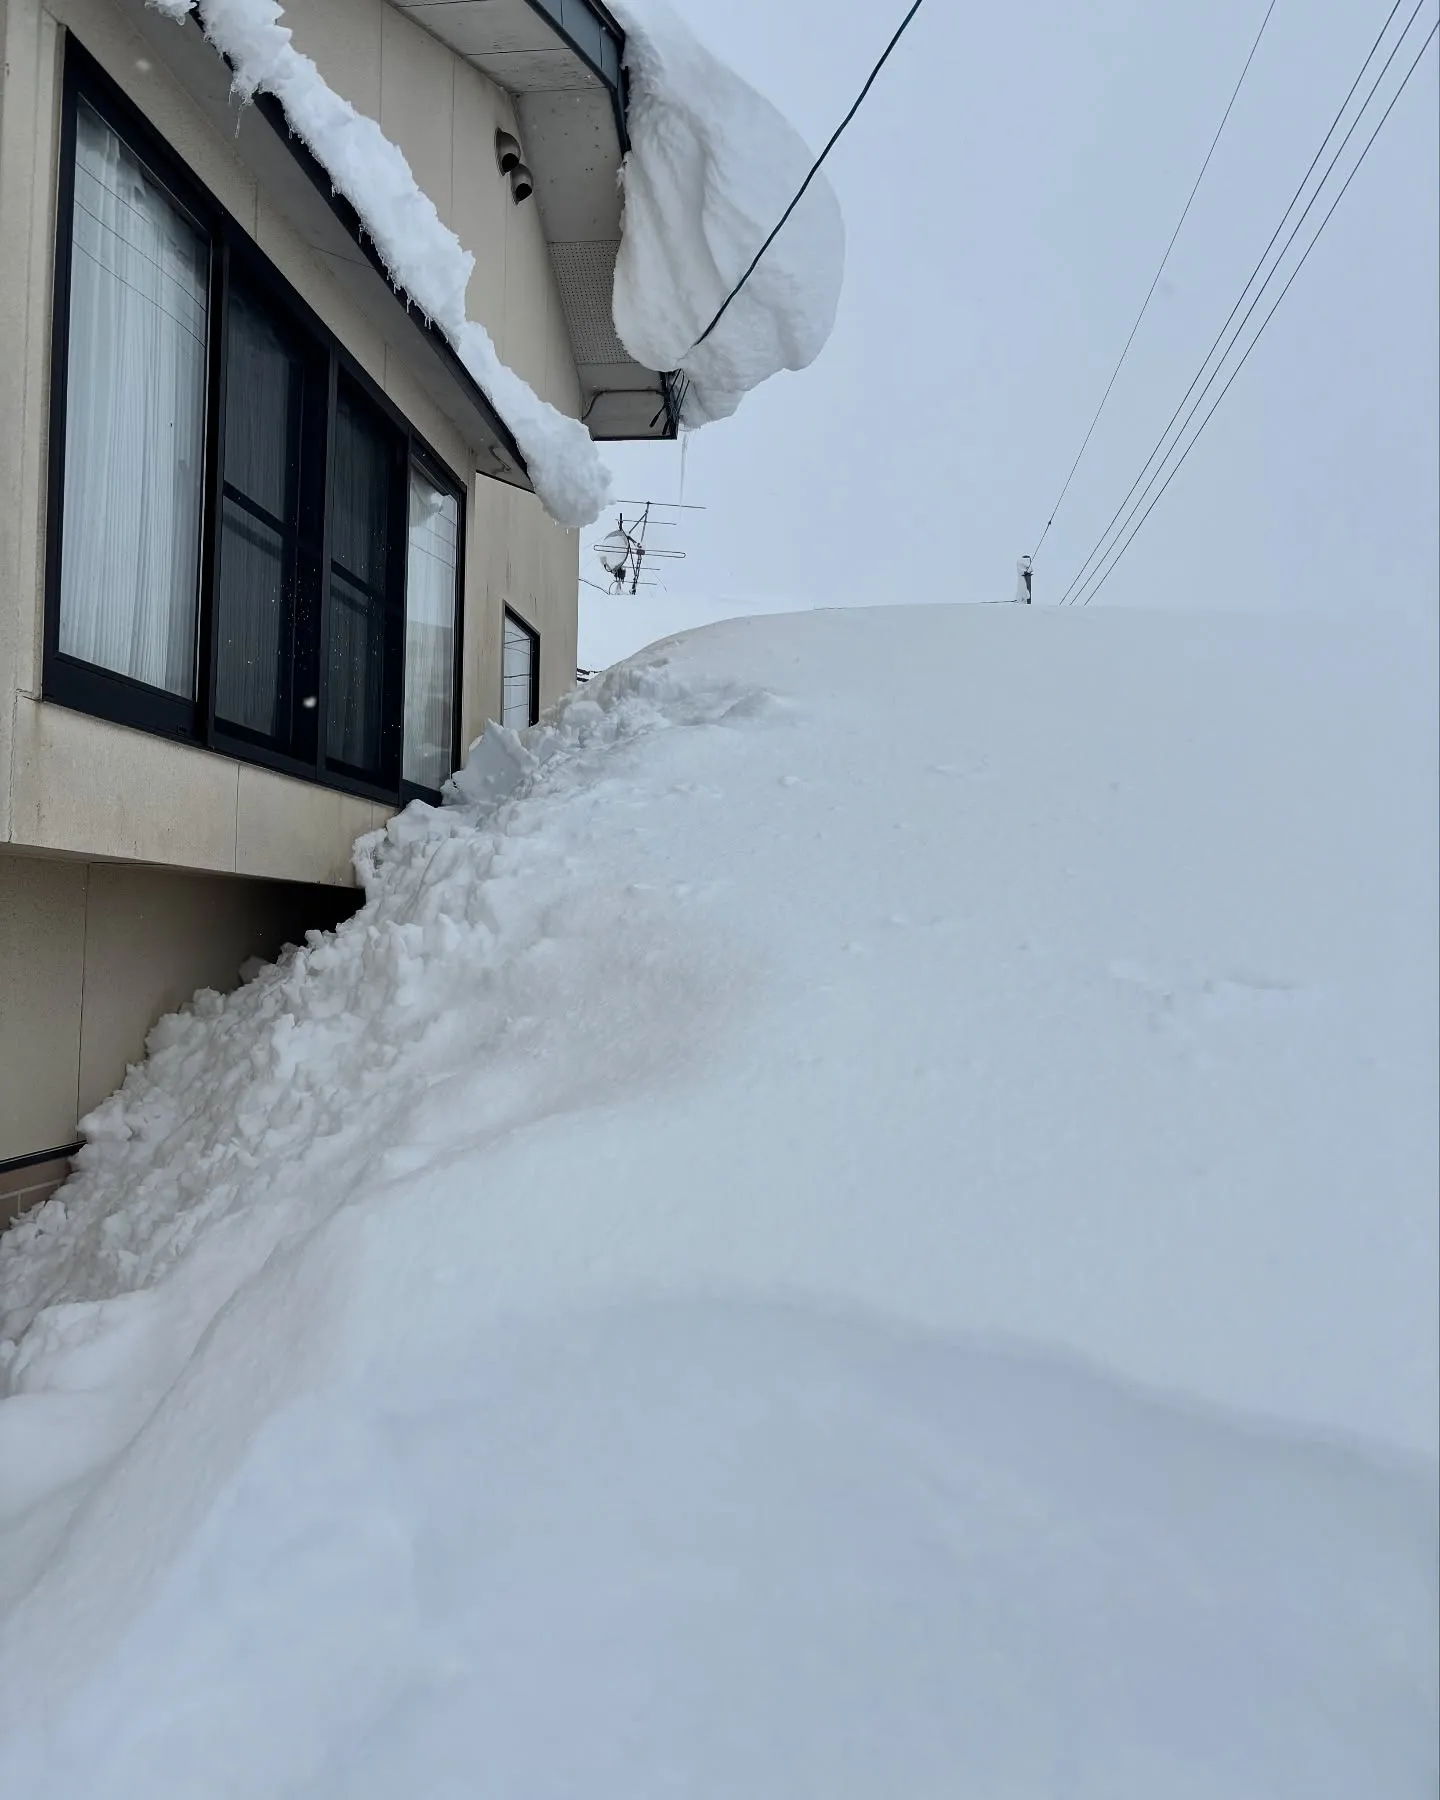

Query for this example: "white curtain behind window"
[403,467,459,789]
[58,100,209,697]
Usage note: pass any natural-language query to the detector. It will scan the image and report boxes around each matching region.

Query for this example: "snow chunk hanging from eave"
[147,0,612,528]
[609,1,845,428]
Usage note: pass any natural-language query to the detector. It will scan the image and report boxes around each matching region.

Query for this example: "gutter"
[250,89,531,488]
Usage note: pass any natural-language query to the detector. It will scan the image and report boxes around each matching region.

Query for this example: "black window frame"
[403,444,469,804]
[43,36,467,808]
[501,606,541,731]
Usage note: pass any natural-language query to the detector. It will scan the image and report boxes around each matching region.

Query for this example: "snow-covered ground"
[1,606,1435,1792]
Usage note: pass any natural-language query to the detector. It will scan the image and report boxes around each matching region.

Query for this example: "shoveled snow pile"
[1,607,1436,1793]
[611,0,845,425]
[148,0,611,525]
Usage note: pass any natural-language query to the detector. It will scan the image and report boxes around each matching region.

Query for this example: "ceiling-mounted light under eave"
[495,128,522,174]
[510,163,534,205]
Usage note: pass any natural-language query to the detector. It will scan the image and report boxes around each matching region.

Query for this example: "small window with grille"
[502,609,539,730]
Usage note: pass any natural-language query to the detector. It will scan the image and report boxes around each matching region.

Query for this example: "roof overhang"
[117,0,532,490]
[393,0,679,441]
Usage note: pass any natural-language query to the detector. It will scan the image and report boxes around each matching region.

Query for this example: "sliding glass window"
[45,41,465,804]
[327,382,403,788]
[214,284,317,759]
[56,98,208,700]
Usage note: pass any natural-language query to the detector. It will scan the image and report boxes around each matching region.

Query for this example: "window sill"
[37,683,405,814]
[16,692,388,887]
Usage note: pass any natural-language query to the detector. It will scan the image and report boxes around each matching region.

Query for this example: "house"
[0,0,675,1219]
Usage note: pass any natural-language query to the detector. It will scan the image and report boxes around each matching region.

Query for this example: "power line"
[683,0,927,364]
[1030,0,1280,563]
[1057,0,1417,605]
[1072,15,1437,608]
[1064,0,1433,605]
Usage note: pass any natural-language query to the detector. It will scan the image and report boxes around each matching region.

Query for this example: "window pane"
[326,380,398,783]
[331,386,391,592]
[502,613,537,730]
[58,99,208,697]
[215,499,285,736]
[214,286,307,746]
[327,568,385,773]
[222,287,298,523]
[403,467,459,791]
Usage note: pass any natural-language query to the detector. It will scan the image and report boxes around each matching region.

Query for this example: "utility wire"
[683,0,927,361]
[1031,0,1280,562]
[1057,0,1415,604]
[1071,16,1437,607]
[1064,0,1431,605]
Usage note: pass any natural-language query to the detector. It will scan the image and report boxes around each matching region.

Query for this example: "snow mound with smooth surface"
[4,1304,1435,1798]
[150,0,611,525]
[1,606,1436,1790]
[611,0,845,425]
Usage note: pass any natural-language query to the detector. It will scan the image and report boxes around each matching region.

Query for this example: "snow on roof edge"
[148,0,613,528]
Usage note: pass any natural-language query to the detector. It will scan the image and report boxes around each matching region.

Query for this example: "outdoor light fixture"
[494,129,521,174]
[509,162,534,205]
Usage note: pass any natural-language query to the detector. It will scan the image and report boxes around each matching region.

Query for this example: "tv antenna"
[590,499,704,596]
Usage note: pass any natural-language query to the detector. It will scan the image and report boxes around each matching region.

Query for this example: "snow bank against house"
[0,606,1436,1790]
[611,1,845,425]
[150,0,610,525]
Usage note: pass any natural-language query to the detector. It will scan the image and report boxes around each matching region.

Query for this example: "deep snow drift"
[1,606,1436,1792]
[611,1,844,425]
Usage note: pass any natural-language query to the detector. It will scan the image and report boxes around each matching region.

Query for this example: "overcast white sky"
[579,0,1438,669]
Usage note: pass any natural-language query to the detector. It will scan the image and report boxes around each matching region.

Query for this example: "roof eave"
[120,0,535,490]
[392,0,677,443]
[250,90,532,484]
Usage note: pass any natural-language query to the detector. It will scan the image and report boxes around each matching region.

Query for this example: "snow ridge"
[0,650,769,1413]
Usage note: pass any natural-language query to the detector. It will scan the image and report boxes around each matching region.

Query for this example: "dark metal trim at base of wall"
[0,1144,83,1231]
[0,1141,84,1177]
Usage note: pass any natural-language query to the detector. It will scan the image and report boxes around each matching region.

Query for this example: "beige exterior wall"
[0,848,357,1173]
[0,0,581,886]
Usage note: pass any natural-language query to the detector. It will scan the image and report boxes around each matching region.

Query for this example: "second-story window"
[56,98,209,701]
[326,381,404,788]
[214,283,316,760]
[45,40,464,804]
